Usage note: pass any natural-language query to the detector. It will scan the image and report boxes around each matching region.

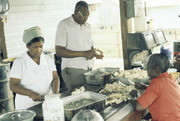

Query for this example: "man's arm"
[52,71,60,94]
[55,45,96,59]
[10,78,42,101]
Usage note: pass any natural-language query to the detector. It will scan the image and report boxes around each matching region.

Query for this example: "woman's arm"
[52,71,60,94]
[135,101,146,111]
[10,78,42,101]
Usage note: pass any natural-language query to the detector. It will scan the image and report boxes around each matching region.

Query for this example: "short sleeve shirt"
[55,16,94,70]
[137,72,180,121]
[10,52,56,109]
[10,52,56,94]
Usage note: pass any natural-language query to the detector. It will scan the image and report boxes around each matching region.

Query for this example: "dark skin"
[134,67,162,111]
[10,41,60,101]
[56,6,104,60]
[173,55,180,72]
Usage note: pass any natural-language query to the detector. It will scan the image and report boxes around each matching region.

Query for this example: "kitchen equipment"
[0,63,14,115]
[116,76,135,86]
[153,29,167,45]
[62,91,106,120]
[42,94,64,121]
[126,29,168,69]
[84,67,119,85]
[0,63,9,80]
[0,109,36,121]
[71,110,104,121]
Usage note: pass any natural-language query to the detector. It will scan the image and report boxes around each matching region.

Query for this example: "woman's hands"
[29,91,43,101]
[135,82,148,90]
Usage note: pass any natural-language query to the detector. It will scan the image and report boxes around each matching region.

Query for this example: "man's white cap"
[23,26,44,44]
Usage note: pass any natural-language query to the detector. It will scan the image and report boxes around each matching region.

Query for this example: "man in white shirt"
[55,1,103,91]
[10,26,59,109]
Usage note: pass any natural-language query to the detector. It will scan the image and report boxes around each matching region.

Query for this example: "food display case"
[153,29,167,45]
[126,29,168,69]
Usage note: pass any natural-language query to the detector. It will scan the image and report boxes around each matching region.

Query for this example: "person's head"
[147,53,170,79]
[23,26,44,58]
[73,1,90,25]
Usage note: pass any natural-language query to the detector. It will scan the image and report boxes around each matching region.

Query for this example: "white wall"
[4,0,79,58]
[147,5,180,29]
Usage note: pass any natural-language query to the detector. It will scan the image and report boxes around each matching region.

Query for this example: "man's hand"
[94,48,104,59]
[29,91,43,101]
[84,49,96,59]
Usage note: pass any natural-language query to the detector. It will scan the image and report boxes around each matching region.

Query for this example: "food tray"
[83,67,119,85]
[61,91,106,120]
[118,76,150,85]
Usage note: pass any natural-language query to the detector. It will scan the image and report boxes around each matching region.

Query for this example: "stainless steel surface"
[116,77,135,86]
[117,76,149,85]
[0,63,14,114]
[0,63,9,80]
[84,67,119,85]
[62,91,106,120]
[0,110,36,121]
[105,102,134,121]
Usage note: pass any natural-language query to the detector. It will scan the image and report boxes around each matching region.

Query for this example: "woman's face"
[27,41,43,58]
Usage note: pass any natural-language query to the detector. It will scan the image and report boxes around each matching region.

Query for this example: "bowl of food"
[0,110,36,121]
[62,91,106,120]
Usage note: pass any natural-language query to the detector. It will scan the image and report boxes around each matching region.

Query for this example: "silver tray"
[84,67,119,85]
[61,91,106,120]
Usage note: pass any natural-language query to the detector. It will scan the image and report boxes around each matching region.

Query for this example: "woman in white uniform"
[10,26,60,109]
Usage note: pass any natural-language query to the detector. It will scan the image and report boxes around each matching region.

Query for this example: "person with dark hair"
[134,53,180,121]
[55,1,104,91]
[10,26,60,109]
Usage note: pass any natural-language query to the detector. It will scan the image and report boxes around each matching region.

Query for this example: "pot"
[0,109,36,121]
[0,63,9,80]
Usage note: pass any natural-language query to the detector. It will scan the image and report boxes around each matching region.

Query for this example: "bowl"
[0,109,36,121]
[167,68,177,73]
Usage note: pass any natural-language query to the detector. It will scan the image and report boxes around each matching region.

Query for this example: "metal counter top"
[29,100,135,121]
[28,84,145,121]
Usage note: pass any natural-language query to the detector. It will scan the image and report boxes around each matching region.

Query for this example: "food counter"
[28,67,150,121]
[28,84,147,121]
[29,99,146,121]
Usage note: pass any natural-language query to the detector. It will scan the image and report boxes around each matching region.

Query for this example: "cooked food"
[94,49,103,56]
[71,86,85,95]
[64,99,96,109]
[118,68,148,79]
[99,82,135,105]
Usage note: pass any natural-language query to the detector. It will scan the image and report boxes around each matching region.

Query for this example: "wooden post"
[0,18,8,61]
[119,0,129,69]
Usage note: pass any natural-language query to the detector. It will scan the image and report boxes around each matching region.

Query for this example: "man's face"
[76,6,90,24]
[27,41,43,58]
